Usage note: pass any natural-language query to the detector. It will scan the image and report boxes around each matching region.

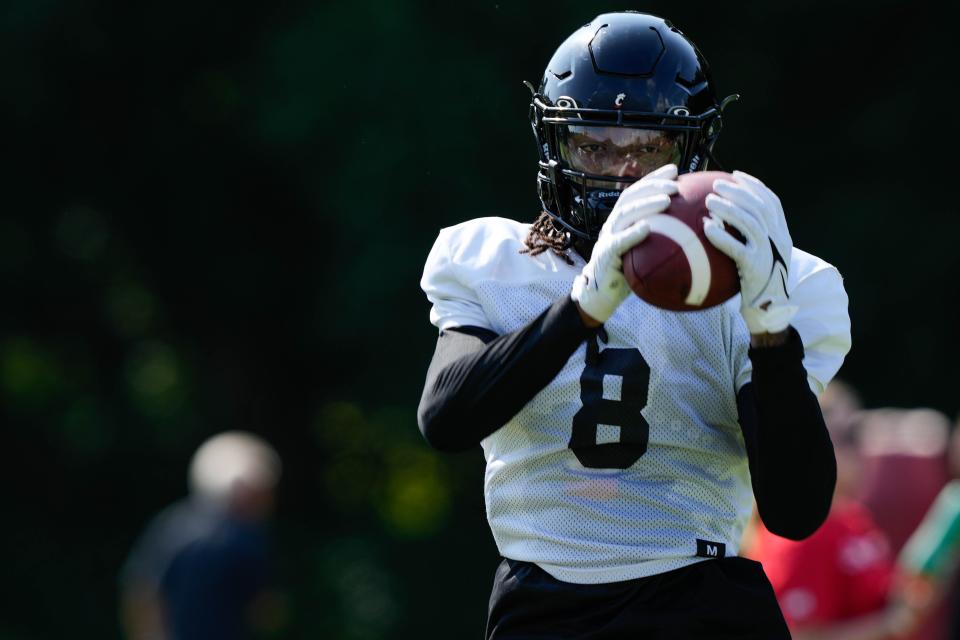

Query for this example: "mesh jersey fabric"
[421,217,851,584]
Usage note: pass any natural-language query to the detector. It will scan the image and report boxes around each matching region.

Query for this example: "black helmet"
[529,12,738,241]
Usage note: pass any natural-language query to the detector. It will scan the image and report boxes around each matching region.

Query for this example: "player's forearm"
[738,327,836,540]
[418,297,594,452]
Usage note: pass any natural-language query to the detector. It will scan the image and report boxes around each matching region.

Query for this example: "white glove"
[571,164,679,323]
[703,170,799,334]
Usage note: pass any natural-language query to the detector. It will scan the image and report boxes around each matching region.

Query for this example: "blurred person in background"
[119,431,283,640]
[940,418,960,639]
[858,409,951,555]
[859,408,953,639]
[747,381,932,639]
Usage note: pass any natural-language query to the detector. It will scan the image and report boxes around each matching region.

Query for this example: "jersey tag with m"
[696,539,726,558]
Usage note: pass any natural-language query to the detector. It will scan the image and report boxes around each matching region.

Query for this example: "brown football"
[623,171,742,311]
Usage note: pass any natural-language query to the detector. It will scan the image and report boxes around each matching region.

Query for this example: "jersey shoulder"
[790,247,852,394]
[431,216,529,271]
[788,248,849,321]
[790,248,841,286]
[422,216,577,289]
[421,217,577,331]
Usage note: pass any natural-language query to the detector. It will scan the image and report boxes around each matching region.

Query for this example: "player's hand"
[703,170,798,334]
[572,164,679,324]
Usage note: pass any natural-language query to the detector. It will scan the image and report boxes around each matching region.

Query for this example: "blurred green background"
[1,0,952,638]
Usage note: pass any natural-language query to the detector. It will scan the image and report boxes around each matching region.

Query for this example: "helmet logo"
[669,106,691,117]
[615,93,626,108]
[556,96,578,109]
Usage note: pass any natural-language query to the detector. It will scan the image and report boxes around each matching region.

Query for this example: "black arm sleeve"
[417,297,594,452]
[736,327,837,540]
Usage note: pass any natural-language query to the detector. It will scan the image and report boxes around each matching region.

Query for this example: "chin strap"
[705,146,729,172]
[702,94,740,173]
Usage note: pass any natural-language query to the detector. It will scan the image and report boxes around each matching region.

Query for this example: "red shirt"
[747,499,893,630]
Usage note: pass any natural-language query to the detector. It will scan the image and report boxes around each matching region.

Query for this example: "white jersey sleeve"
[734,248,852,394]
[421,222,497,332]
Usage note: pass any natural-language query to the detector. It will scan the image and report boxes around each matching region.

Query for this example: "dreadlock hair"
[521,212,576,266]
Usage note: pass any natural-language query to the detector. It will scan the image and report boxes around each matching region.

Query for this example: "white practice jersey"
[421,217,851,584]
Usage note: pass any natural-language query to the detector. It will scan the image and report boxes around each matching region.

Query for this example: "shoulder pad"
[421,217,577,331]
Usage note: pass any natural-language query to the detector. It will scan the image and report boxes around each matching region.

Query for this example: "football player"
[417,12,850,639]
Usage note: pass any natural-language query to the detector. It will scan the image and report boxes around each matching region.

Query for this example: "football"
[623,171,742,311]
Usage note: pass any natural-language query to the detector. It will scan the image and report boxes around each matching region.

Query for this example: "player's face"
[559,125,683,187]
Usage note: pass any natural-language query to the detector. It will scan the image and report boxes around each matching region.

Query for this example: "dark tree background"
[1,1,953,638]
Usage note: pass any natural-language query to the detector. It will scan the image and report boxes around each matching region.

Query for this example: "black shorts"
[486,557,790,639]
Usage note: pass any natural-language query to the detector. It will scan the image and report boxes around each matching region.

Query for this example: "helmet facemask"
[531,95,724,242]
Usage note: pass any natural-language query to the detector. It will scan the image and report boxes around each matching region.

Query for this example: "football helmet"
[529,12,739,242]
